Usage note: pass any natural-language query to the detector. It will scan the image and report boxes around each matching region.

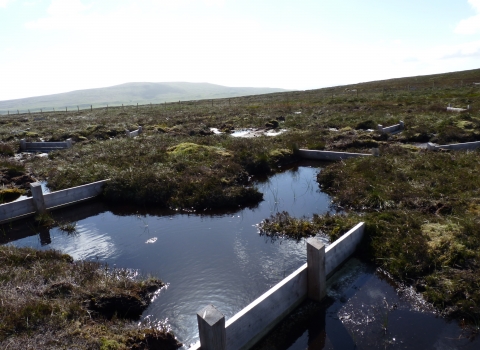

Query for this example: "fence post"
[20,139,27,150]
[307,238,326,302]
[30,182,46,214]
[197,305,226,350]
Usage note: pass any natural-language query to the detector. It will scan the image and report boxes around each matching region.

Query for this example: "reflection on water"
[255,258,480,350]
[3,161,478,349]
[3,162,331,346]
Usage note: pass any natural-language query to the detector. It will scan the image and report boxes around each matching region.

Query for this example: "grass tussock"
[0,245,181,349]
[1,68,480,326]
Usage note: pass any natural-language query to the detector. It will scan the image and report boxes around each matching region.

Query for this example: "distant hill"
[0,82,289,113]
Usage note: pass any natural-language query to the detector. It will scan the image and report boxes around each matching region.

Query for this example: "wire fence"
[0,77,479,116]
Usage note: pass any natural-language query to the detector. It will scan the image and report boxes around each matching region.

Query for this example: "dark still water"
[3,161,479,349]
[3,162,331,347]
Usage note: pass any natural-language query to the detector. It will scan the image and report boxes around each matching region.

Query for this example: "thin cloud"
[0,0,16,8]
[455,0,480,34]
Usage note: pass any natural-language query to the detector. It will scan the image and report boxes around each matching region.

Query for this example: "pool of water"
[3,161,477,349]
[254,258,480,349]
[3,161,332,347]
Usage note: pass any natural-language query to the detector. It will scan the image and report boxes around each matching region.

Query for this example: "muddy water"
[3,161,478,349]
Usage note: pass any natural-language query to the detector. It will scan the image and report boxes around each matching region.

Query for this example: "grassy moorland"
[1,68,480,341]
[0,82,287,114]
[0,245,181,349]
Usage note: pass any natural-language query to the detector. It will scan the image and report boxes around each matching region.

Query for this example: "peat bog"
[1,68,480,347]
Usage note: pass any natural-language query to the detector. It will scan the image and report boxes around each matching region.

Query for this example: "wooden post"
[197,305,226,350]
[30,182,46,214]
[307,237,326,302]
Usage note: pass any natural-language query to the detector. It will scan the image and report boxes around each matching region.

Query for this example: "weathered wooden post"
[30,182,46,214]
[197,305,226,350]
[307,237,326,301]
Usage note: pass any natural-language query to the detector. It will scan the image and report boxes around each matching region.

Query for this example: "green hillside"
[0,82,288,113]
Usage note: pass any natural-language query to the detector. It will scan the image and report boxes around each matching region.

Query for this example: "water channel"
[2,161,479,349]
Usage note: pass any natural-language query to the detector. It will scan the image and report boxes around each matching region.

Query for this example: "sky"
[0,0,479,101]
